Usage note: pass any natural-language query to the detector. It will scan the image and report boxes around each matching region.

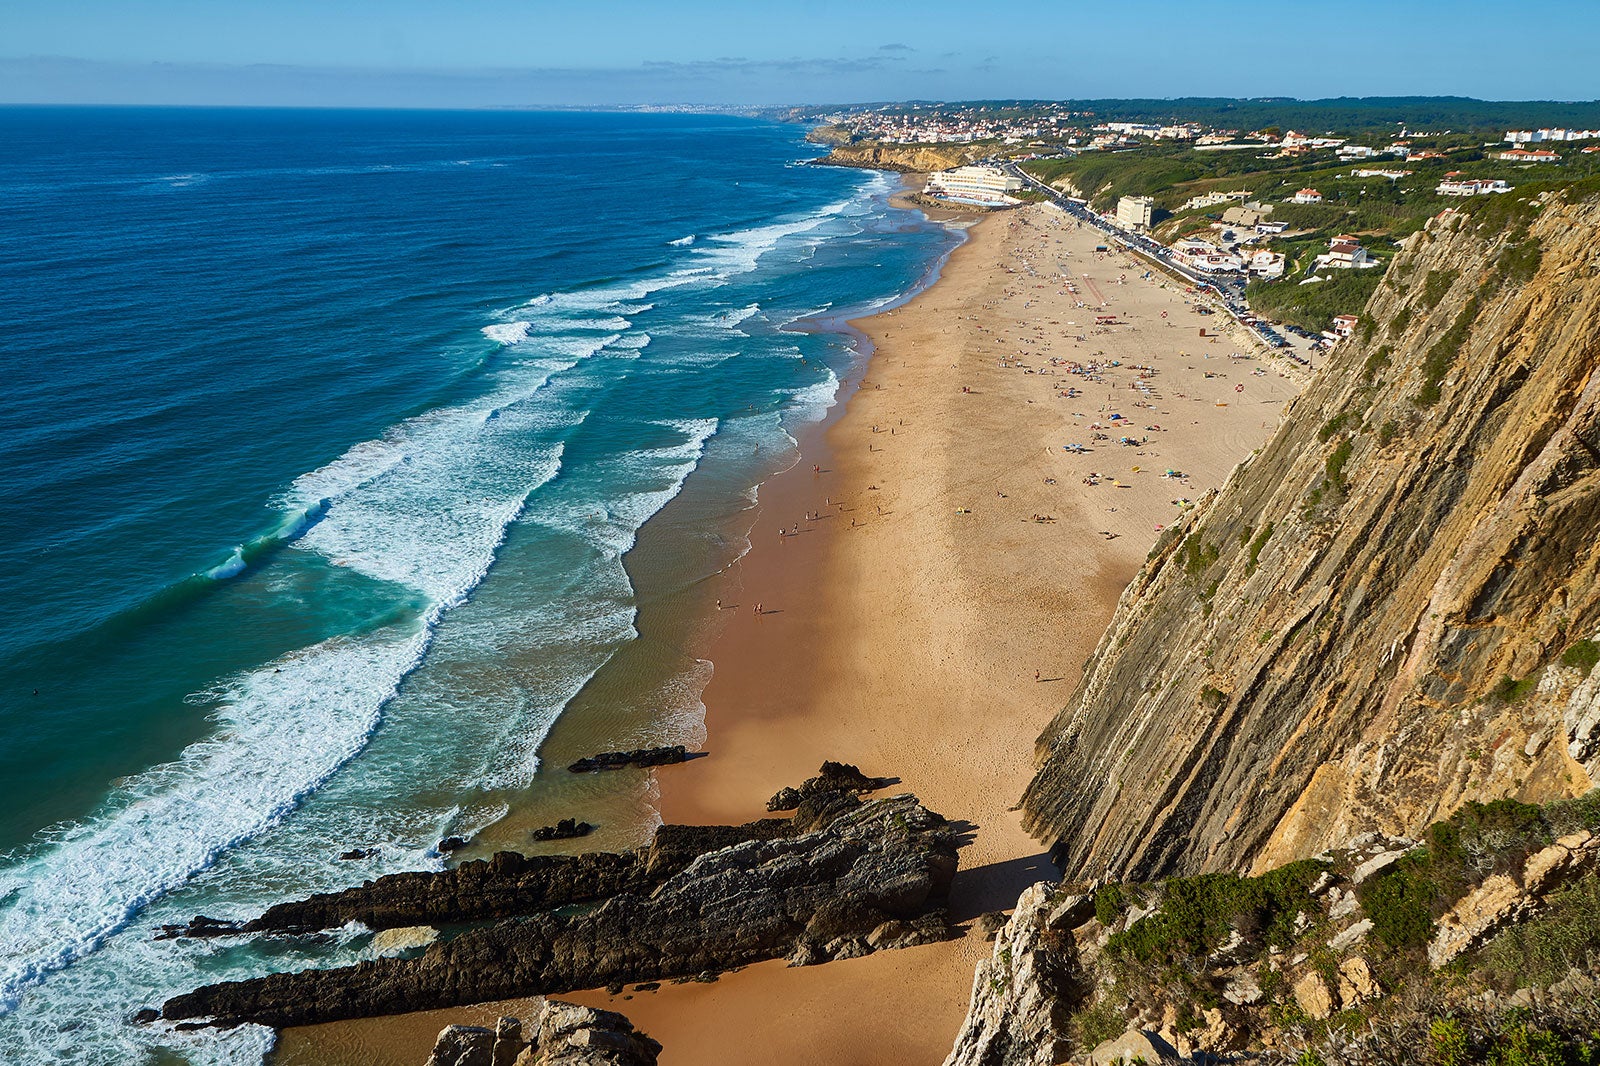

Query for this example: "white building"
[1247,249,1286,279]
[1292,188,1324,204]
[1506,129,1600,143]
[1172,238,1243,273]
[922,165,1023,206]
[1436,178,1511,196]
[1116,195,1154,231]
[1315,238,1375,271]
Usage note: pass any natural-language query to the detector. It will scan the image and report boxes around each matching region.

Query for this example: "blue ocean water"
[0,107,960,1064]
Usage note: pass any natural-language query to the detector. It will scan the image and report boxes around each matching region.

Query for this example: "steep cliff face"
[1023,191,1600,881]
[815,141,987,173]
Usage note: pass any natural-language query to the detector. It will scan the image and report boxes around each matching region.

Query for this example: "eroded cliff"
[1023,187,1600,881]
[813,140,987,173]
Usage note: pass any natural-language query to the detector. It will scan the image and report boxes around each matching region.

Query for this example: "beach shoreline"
[276,192,1305,1066]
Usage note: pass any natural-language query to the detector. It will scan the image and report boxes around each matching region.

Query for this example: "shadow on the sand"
[948,850,1057,920]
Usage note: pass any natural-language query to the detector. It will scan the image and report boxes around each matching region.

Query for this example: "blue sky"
[3,0,1596,108]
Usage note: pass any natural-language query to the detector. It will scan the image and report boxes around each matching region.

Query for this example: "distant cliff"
[1022,188,1600,881]
[811,139,987,173]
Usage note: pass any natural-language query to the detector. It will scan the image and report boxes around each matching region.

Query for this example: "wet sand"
[276,201,1304,1066]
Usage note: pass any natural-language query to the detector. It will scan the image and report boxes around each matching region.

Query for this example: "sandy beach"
[276,200,1305,1066]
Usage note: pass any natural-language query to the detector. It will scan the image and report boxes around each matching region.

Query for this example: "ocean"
[0,107,961,1064]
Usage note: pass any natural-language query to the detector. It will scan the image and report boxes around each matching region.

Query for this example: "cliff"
[814,140,988,173]
[1023,187,1600,881]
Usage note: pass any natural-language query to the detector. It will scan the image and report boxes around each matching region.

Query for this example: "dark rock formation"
[161,782,960,1028]
[766,760,890,811]
[162,848,649,938]
[566,746,695,774]
[530,819,593,842]
[425,1000,659,1066]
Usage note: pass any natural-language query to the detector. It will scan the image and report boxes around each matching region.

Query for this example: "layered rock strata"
[1024,190,1600,880]
[159,772,960,1028]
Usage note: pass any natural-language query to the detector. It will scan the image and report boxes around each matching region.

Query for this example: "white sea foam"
[715,303,760,329]
[668,234,695,246]
[0,372,575,1017]
[481,321,532,345]
[783,368,843,424]
[605,333,651,354]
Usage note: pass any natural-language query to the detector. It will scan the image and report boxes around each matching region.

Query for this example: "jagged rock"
[493,1016,522,1066]
[1329,918,1373,953]
[766,761,889,811]
[372,925,439,958]
[426,1024,494,1066]
[531,819,594,842]
[1044,893,1095,932]
[1349,850,1406,885]
[1022,194,1600,879]
[567,746,691,774]
[162,787,959,1028]
[423,1000,659,1066]
[437,837,468,854]
[1429,830,1599,967]
[943,883,1082,1066]
[1328,888,1360,921]
[518,1000,659,1065]
[1222,969,1262,1006]
[1337,956,1380,1006]
[1088,1029,1177,1065]
[1293,972,1334,1020]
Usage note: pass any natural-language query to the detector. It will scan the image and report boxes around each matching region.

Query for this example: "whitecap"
[481,321,531,345]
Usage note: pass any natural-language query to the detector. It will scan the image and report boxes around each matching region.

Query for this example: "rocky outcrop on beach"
[159,766,960,1028]
[424,1000,659,1066]
[1023,187,1600,881]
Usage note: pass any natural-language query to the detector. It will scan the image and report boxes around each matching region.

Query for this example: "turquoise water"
[0,107,960,1064]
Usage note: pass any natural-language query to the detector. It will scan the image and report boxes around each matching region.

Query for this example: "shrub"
[1416,298,1480,407]
[1247,523,1275,572]
[1378,419,1400,447]
[1318,412,1353,443]
[1497,239,1544,285]
[1492,671,1543,706]
[1095,883,1131,926]
[1560,640,1600,675]
[1364,344,1394,381]
[1421,269,1460,310]
[1432,1017,1470,1066]
[1073,994,1126,1050]
[1480,873,1600,990]
[1326,438,1355,489]
[1360,856,1439,952]
[1106,860,1330,964]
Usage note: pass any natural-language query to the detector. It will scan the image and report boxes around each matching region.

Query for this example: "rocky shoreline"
[155,765,962,1030]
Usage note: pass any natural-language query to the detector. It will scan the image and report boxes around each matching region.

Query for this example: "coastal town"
[812,101,1600,358]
